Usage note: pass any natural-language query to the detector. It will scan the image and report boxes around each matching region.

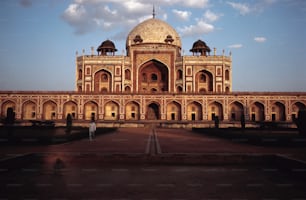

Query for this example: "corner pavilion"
[1,17,305,127]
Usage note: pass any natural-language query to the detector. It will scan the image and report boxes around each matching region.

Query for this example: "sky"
[0,0,305,92]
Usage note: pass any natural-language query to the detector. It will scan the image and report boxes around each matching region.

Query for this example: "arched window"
[177,70,183,80]
[125,69,131,80]
[217,68,221,75]
[86,84,90,92]
[225,87,230,93]
[86,67,90,75]
[177,86,183,92]
[78,69,82,80]
[217,85,221,92]
[151,73,158,81]
[200,73,206,82]
[101,74,108,82]
[125,86,131,92]
[225,70,230,80]
[115,84,120,92]
[187,68,191,75]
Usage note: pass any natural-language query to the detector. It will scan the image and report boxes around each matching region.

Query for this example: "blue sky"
[0,0,305,91]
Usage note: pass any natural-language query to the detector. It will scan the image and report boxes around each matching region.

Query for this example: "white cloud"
[228,44,243,49]
[172,9,191,21]
[227,0,278,15]
[183,0,209,8]
[204,10,222,22]
[158,0,209,8]
[61,0,211,36]
[122,1,150,13]
[254,37,267,43]
[178,19,214,36]
[62,0,151,35]
[177,8,222,37]
[227,2,251,15]
[63,3,86,20]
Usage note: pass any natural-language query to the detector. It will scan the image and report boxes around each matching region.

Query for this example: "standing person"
[89,120,96,141]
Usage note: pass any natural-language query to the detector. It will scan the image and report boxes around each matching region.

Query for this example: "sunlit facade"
[0,17,305,127]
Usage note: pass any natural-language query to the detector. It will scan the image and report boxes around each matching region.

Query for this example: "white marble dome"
[126,18,182,48]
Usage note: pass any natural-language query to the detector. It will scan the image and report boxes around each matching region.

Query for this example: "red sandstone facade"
[0,18,305,127]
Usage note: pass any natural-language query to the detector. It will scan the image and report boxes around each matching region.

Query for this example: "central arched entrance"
[147,103,160,120]
[139,60,169,92]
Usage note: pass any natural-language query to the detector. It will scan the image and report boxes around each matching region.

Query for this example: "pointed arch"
[250,101,265,122]
[147,102,160,120]
[22,100,37,120]
[125,69,131,80]
[291,101,306,120]
[225,69,230,80]
[229,101,244,121]
[43,100,57,120]
[138,60,169,92]
[125,101,140,120]
[187,101,203,120]
[63,101,78,119]
[104,101,119,120]
[124,85,131,93]
[84,101,98,120]
[177,69,183,80]
[271,101,286,121]
[166,101,181,120]
[1,100,16,119]
[208,101,223,121]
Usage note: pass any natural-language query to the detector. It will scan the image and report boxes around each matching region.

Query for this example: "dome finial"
[152,5,156,19]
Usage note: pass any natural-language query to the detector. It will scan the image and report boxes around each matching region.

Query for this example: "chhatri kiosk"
[1,15,305,127]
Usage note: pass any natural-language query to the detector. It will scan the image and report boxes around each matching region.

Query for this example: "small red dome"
[190,40,211,53]
[97,39,117,55]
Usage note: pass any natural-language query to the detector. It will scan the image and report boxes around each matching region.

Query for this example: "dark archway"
[147,103,159,120]
[139,60,168,92]
[250,102,265,122]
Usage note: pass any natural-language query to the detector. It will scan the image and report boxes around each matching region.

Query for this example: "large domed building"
[1,15,305,127]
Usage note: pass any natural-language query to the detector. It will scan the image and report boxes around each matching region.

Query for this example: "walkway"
[1,127,306,199]
[1,127,306,160]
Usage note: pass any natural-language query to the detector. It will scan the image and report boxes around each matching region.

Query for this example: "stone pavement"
[1,127,306,199]
[1,126,306,160]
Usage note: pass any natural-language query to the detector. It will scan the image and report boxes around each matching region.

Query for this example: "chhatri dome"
[126,17,182,49]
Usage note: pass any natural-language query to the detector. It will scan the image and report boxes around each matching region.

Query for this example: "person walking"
[89,120,96,141]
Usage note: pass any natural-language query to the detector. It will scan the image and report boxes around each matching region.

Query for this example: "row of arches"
[78,59,230,93]
[1,100,305,122]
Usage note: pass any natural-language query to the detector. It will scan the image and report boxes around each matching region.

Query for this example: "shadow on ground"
[192,127,306,147]
[0,126,116,145]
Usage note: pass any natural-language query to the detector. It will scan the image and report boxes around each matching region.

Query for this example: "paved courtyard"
[1,127,306,199]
